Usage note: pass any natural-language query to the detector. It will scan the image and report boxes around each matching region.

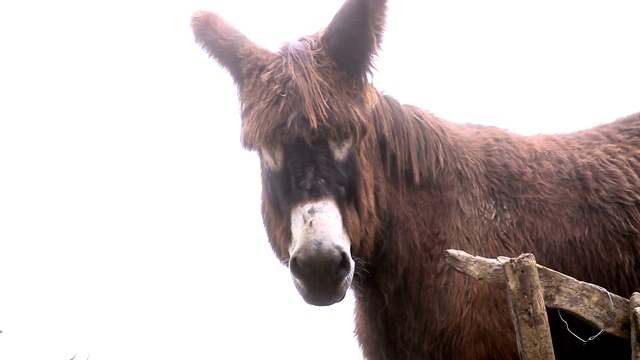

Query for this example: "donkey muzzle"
[289,200,354,306]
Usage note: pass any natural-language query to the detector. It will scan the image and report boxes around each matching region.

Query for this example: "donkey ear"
[322,0,387,85]
[191,11,268,88]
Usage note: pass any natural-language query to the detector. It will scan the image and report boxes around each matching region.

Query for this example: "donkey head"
[192,0,386,306]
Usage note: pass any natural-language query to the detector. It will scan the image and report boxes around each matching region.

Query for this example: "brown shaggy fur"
[192,1,640,358]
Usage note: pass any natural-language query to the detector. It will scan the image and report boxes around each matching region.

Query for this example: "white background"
[1,1,638,359]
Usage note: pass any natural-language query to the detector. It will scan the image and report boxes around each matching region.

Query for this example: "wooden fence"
[444,249,640,360]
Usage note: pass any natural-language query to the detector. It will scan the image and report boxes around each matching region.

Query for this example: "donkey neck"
[352,96,499,359]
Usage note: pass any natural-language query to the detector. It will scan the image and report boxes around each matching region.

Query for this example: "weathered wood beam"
[444,249,630,340]
[502,254,555,360]
[630,292,640,360]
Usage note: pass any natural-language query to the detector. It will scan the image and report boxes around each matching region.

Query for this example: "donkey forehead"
[238,39,374,150]
[240,103,368,151]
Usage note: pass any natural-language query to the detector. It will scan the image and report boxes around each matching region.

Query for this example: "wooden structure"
[444,249,640,360]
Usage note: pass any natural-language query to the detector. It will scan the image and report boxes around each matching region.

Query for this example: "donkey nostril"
[289,255,309,279]
[335,251,352,279]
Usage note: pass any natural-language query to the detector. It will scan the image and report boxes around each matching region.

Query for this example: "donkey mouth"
[288,241,355,306]
[291,271,353,306]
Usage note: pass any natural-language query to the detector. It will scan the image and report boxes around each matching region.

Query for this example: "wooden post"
[630,292,640,360]
[501,253,555,360]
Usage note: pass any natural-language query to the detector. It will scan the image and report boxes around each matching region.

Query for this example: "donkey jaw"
[289,200,355,306]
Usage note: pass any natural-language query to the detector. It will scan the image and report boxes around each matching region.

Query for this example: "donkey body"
[192,1,640,358]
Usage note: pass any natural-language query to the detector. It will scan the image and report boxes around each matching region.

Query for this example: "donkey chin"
[288,200,355,306]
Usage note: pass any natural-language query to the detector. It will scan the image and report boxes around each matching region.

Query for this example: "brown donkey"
[191,0,640,358]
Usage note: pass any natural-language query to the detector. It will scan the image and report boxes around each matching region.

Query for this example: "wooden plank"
[630,292,640,360]
[502,254,555,360]
[444,249,629,339]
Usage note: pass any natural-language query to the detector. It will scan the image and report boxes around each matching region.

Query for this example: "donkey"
[191,0,640,358]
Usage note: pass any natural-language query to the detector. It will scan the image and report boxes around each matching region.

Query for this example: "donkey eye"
[328,138,354,162]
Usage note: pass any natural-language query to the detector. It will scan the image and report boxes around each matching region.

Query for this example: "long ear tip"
[190,10,217,35]
[321,0,388,83]
[191,10,220,22]
[190,10,255,87]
